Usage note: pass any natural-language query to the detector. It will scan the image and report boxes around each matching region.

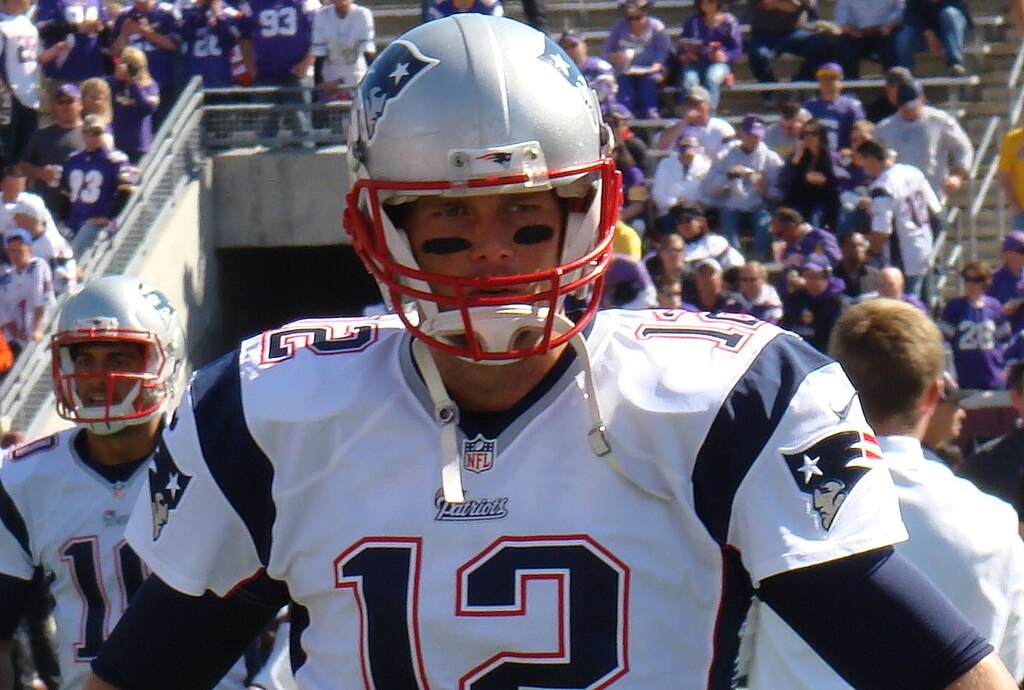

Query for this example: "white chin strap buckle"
[423,305,551,360]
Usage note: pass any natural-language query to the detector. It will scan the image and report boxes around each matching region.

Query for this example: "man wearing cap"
[0,227,54,354]
[692,256,729,311]
[703,113,783,260]
[12,195,76,294]
[19,82,83,219]
[746,0,830,97]
[802,62,866,151]
[560,31,620,114]
[875,78,973,205]
[751,298,1024,689]
[857,138,941,296]
[998,126,1024,234]
[895,0,971,76]
[780,253,848,353]
[650,132,711,236]
[59,114,135,240]
[654,85,735,158]
[833,0,902,80]
[921,371,970,470]
[987,231,1024,331]
[866,65,914,123]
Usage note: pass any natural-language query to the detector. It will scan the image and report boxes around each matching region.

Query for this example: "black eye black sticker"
[421,237,472,255]
[514,225,556,245]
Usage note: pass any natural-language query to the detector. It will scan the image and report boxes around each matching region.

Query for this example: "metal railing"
[202,87,350,149]
[0,77,207,435]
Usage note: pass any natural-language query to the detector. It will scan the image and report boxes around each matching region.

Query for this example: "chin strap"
[411,315,671,505]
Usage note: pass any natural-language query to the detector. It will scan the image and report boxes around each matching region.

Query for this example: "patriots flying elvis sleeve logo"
[360,40,438,141]
[148,439,192,540]
[782,430,882,530]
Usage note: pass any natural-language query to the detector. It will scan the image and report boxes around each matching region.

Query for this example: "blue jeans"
[717,207,773,260]
[895,7,969,69]
[616,72,662,118]
[837,33,897,80]
[681,61,731,110]
[746,29,830,83]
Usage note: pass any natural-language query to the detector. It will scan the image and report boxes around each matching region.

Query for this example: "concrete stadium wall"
[211,145,352,248]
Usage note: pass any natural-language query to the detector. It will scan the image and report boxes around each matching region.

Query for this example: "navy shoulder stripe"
[0,479,29,559]
[692,333,832,544]
[191,349,276,566]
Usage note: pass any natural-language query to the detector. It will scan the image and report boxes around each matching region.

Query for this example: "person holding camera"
[110,0,180,127]
[106,47,159,163]
[181,0,241,88]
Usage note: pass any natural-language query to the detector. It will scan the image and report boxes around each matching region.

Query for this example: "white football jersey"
[0,255,54,344]
[310,2,374,86]
[126,310,908,689]
[868,162,941,278]
[0,428,149,690]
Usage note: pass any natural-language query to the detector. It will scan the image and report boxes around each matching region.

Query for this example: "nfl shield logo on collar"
[463,434,496,474]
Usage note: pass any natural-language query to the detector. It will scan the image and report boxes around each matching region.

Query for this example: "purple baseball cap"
[740,114,766,137]
[55,83,80,100]
[1003,230,1024,252]
[816,62,844,79]
[801,253,832,274]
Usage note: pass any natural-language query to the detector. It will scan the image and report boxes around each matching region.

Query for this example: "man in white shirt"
[654,85,735,159]
[745,298,1024,689]
[649,133,710,237]
[875,79,973,205]
[311,0,374,102]
[0,227,53,353]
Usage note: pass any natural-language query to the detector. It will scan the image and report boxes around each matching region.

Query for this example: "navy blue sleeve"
[91,573,286,690]
[758,547,993,690]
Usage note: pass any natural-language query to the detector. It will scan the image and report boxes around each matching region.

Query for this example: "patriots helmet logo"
[359,39,438,142]
[540,36,583,85]
[148,439,192,540]
[475,151,514,168]
[782,430,882,530]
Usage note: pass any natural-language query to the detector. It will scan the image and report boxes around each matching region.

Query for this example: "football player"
[0,276,247,690]
[86,16,1015,690]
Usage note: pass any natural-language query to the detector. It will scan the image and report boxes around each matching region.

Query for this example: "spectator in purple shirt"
[873,265,929,312]
[111,0,180,128]
[939,260,1012,390]
[781,253,849,352]
[676,0,741,110]
[559,31,620,114]
[60,114,134,238]
[107,47,160,163]
[802,62,866,151]
[988,230,1024,332]
[836,118,875,237]
[239,0,314,139]
[181,0,241,88]
[613,141,649,238]
[35,0,110,85]
[773,205,842,294]
[603,0,672,119]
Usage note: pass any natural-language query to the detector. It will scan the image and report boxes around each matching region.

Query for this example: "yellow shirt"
[614,220,643,260]
[998,127,1024,208]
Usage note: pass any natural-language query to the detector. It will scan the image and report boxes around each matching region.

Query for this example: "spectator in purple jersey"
[559,32,620,114]
[802,62,866,152]
[988,231,1024,332]
[781,253,849,352]
[34,0,109,85]
[723,260,783,324]
[601,253,657,309]
[181,0,240,88]
[676,0,741,110]
[780,117,845,232]
[939,260,1012,390]
[107,47,160,163]
[239,0,314,139]
[773,205,842,295]
[613,142,649,238]
[603,0,672,120]
[111,0,180,128]
[60,115,133,238]
[872,266,929,312]
[427,0,502,20]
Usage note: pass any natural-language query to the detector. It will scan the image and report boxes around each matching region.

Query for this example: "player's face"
[71,341,148,408]
[402,190,564,301]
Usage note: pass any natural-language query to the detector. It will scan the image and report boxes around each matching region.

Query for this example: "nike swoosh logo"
[831,393,857,421]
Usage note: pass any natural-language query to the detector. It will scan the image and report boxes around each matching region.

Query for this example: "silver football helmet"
[344,14,619,362]
[52,275,184,435]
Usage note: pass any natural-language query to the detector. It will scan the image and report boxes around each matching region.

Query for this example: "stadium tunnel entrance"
[215,244,381,357]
